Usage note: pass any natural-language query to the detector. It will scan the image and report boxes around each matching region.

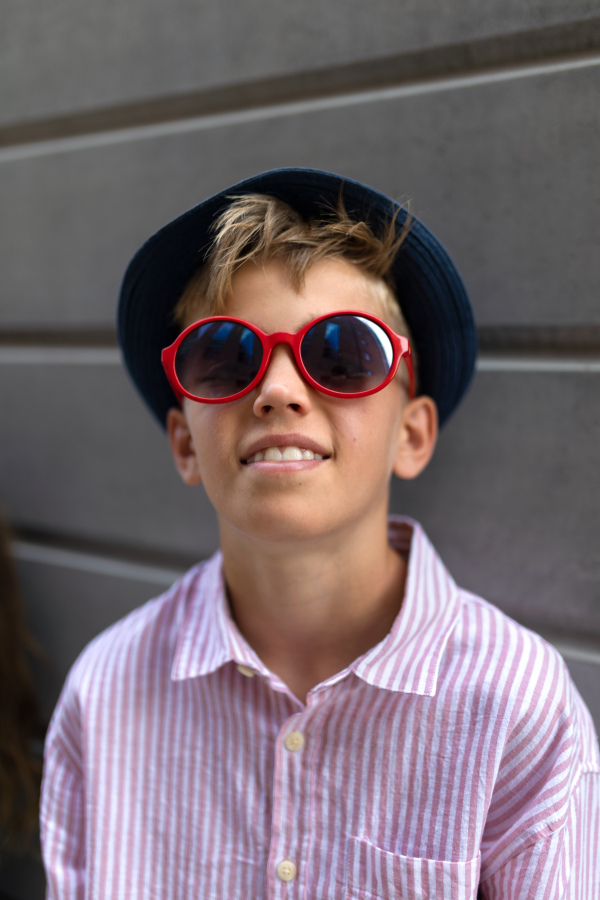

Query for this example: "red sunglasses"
[161,310,415,404]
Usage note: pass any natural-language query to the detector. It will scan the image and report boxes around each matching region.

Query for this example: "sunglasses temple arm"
[161,347,185,407]
[404,352,416,399]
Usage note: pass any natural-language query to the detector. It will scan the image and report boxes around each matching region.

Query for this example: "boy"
[41,168,599,898]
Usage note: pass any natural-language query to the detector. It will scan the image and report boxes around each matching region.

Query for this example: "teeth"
[282,447,303,461]
[246,446,326,463]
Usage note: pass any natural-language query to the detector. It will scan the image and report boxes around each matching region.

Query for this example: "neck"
[219,512,407,703]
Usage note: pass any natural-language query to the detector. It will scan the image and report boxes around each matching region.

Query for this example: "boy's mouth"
[240,433,331,465]
[242,446,327,464]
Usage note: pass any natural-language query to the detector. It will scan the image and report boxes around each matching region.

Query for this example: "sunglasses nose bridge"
[262,330,301,367]
[267,330,296,347]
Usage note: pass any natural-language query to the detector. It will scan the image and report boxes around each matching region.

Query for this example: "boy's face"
[167,256,435,546]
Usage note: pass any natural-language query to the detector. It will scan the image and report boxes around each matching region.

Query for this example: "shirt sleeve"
[479,644,600,899]
[40,673,86,900]
[480,771,600,898]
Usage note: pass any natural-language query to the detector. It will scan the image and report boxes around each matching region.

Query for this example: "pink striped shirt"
[41,519,600,899]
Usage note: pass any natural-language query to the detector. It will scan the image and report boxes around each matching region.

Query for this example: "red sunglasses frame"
[161,310,415,404]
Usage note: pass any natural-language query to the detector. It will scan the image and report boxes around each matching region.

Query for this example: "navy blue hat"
[118,167,477,428]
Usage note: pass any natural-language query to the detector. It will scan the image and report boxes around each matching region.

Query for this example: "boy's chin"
[219,506,350,548]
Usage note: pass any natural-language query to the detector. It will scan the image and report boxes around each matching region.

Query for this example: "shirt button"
[276,859,297,882]
[237,664,255,678]
[284,730,305,752]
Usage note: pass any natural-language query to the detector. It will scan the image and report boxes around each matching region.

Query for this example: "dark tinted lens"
[301,315,394,393]
[175,321,263,399]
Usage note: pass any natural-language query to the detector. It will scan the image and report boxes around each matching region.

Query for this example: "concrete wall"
[1,4,599,896]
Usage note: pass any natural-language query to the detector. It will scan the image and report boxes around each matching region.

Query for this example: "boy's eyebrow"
[299,312,322,328]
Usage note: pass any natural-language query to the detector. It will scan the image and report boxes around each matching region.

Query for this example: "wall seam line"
[1,53,599,163]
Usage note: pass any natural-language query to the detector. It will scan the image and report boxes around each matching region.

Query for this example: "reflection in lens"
[175,321,262,398]
[302,315,394,393]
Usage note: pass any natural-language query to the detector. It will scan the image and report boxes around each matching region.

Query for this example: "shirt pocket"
[345,837,481,900]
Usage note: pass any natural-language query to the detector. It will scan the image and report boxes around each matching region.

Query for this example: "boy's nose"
[252,345,312,416]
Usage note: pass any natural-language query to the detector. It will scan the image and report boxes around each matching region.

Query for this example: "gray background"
[1,3,599,896]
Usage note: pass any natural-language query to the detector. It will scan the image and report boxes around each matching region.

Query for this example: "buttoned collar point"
[170,517,462,699]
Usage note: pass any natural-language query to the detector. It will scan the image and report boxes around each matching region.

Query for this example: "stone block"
[1,0,598,125]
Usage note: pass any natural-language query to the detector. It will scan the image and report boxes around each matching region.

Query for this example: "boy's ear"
[166,407,203,486]
[392,396,438,480]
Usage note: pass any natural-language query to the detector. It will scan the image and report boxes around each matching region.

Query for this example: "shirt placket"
[267,693,323,900]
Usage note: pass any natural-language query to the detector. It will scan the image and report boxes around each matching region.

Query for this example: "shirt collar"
[172,517,462,697]
[350,518,462,696]
[171,552,270,683]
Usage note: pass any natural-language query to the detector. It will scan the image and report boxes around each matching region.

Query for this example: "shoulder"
[444,588,599,772]
[451,595,600,868]
[43,554,222,773]
[57,555,217,707]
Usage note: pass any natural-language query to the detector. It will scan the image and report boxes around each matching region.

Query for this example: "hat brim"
[117,167,477,428]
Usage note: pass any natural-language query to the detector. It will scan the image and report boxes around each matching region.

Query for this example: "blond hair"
[174,193,418,383]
